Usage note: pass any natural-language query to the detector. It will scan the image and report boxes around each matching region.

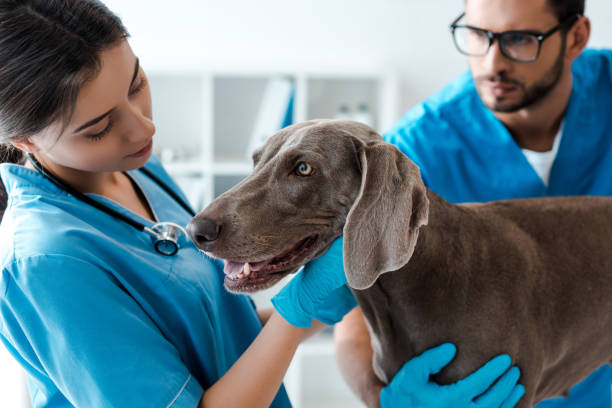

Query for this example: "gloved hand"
[271,236,357,327]
[380,343,525,408]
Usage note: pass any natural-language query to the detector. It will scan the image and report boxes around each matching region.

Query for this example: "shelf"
[159,159,253,177]
[212,161,253,176]
[306,77,379,129]
[161,160,203,176]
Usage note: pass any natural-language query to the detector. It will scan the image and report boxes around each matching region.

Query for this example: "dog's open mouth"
[223,235,318,291]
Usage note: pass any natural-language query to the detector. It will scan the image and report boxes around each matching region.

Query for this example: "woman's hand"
[380,343,525,408]
[271,236,357,327]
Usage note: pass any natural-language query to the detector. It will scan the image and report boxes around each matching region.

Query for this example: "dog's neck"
[356,189,488,384]
[410,189,475,269]
[359,189,499,381]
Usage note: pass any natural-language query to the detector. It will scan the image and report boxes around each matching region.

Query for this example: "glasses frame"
[449,12,581,62]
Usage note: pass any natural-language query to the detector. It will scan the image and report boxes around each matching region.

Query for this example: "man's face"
[466,0,567,113]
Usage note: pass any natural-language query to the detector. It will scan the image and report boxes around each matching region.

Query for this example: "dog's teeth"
[243,263,251,276]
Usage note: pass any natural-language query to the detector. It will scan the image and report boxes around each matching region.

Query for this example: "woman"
[0,1,523,407]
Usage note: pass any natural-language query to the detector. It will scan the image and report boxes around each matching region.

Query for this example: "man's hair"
[547,0,585,22]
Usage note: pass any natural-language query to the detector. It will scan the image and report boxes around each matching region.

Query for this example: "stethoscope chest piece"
[26,153,196,257]
[146,222,188,256]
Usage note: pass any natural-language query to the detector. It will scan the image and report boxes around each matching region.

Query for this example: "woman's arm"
[257,307,274,325]
[201,237,357,407]
[199,312,325,408]
[200,238,353,407]
[334,307,384,408]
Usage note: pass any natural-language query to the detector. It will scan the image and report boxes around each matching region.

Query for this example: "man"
[334,0,612,406]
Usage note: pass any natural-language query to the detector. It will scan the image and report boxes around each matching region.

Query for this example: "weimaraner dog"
[187,119,612,407]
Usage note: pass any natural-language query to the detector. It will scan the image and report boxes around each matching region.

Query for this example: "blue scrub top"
[0,156,291,408]
[385,48,612,407]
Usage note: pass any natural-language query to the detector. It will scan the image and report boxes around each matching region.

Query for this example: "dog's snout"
[187,218,221,247]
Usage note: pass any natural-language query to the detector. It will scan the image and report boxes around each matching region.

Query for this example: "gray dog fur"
[188,119,612,407]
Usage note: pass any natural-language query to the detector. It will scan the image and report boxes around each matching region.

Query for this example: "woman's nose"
[123,100,155,142]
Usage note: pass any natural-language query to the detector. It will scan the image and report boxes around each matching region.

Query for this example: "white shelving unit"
[148,68,399,211]
[284,331,363,408]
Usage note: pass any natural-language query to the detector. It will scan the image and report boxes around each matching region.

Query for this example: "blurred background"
[1,0,611,406]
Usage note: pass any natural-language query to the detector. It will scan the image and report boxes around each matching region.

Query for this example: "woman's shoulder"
[1,195,95,270]
[0,167,115,269]
[0,158,163,262]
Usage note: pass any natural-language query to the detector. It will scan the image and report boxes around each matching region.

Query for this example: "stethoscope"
[26,153,195,256]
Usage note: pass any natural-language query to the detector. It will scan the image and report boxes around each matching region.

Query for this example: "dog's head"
[188,119,429,293]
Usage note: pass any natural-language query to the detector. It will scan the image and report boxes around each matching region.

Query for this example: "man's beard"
[475,44,566,113]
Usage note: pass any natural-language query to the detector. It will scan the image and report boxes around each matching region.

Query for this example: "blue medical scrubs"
[0,156,291,408]
[385,48,612,407]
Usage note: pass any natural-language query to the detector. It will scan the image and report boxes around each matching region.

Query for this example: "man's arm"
[334,307,384,408]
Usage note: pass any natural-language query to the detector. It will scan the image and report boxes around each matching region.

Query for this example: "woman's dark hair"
[0,0,128,218]
[0,0,129,163]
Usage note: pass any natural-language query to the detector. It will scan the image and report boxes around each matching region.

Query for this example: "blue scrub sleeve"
[0,254,203,408]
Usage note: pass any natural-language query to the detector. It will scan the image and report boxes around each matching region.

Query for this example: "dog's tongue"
[223,260,271,277]
[224,261,244,277]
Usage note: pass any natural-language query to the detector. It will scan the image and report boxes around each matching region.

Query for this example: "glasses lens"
[500,32,540,61]
[453,26,490,56]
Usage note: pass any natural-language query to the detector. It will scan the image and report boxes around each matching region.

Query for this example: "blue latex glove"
[380,343,525,408]
[271,237,357,327]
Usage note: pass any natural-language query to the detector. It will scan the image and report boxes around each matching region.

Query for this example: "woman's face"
[27,40,155,173]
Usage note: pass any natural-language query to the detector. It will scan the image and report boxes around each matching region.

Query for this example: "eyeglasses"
[449,13,580,62]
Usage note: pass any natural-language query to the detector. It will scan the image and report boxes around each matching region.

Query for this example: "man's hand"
[380,343,525,408]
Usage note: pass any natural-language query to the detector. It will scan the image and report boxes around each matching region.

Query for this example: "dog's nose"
[187,217,221,247]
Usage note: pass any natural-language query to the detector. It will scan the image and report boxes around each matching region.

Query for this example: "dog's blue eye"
[296,162,313,176]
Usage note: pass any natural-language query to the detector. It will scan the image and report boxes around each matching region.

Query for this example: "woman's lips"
[127,139,152,158]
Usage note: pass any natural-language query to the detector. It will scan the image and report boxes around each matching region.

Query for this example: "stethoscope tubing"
[26,153,195,255]
[138,166,195,217]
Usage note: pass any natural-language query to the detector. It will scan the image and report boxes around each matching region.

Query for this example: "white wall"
[0,346,31,407]
[103,0,612,118]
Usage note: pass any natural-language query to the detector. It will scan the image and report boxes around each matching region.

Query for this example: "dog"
[187,119,612,407]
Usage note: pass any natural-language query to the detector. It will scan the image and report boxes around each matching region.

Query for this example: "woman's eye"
[129,76,147,96]
[87,117,114,141]
[295,162,314,176]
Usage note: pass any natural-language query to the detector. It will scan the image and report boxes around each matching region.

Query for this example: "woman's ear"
[10,138,39,154]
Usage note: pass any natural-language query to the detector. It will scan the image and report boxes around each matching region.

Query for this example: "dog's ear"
[343,142,429,290]
[251,146,263,167]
